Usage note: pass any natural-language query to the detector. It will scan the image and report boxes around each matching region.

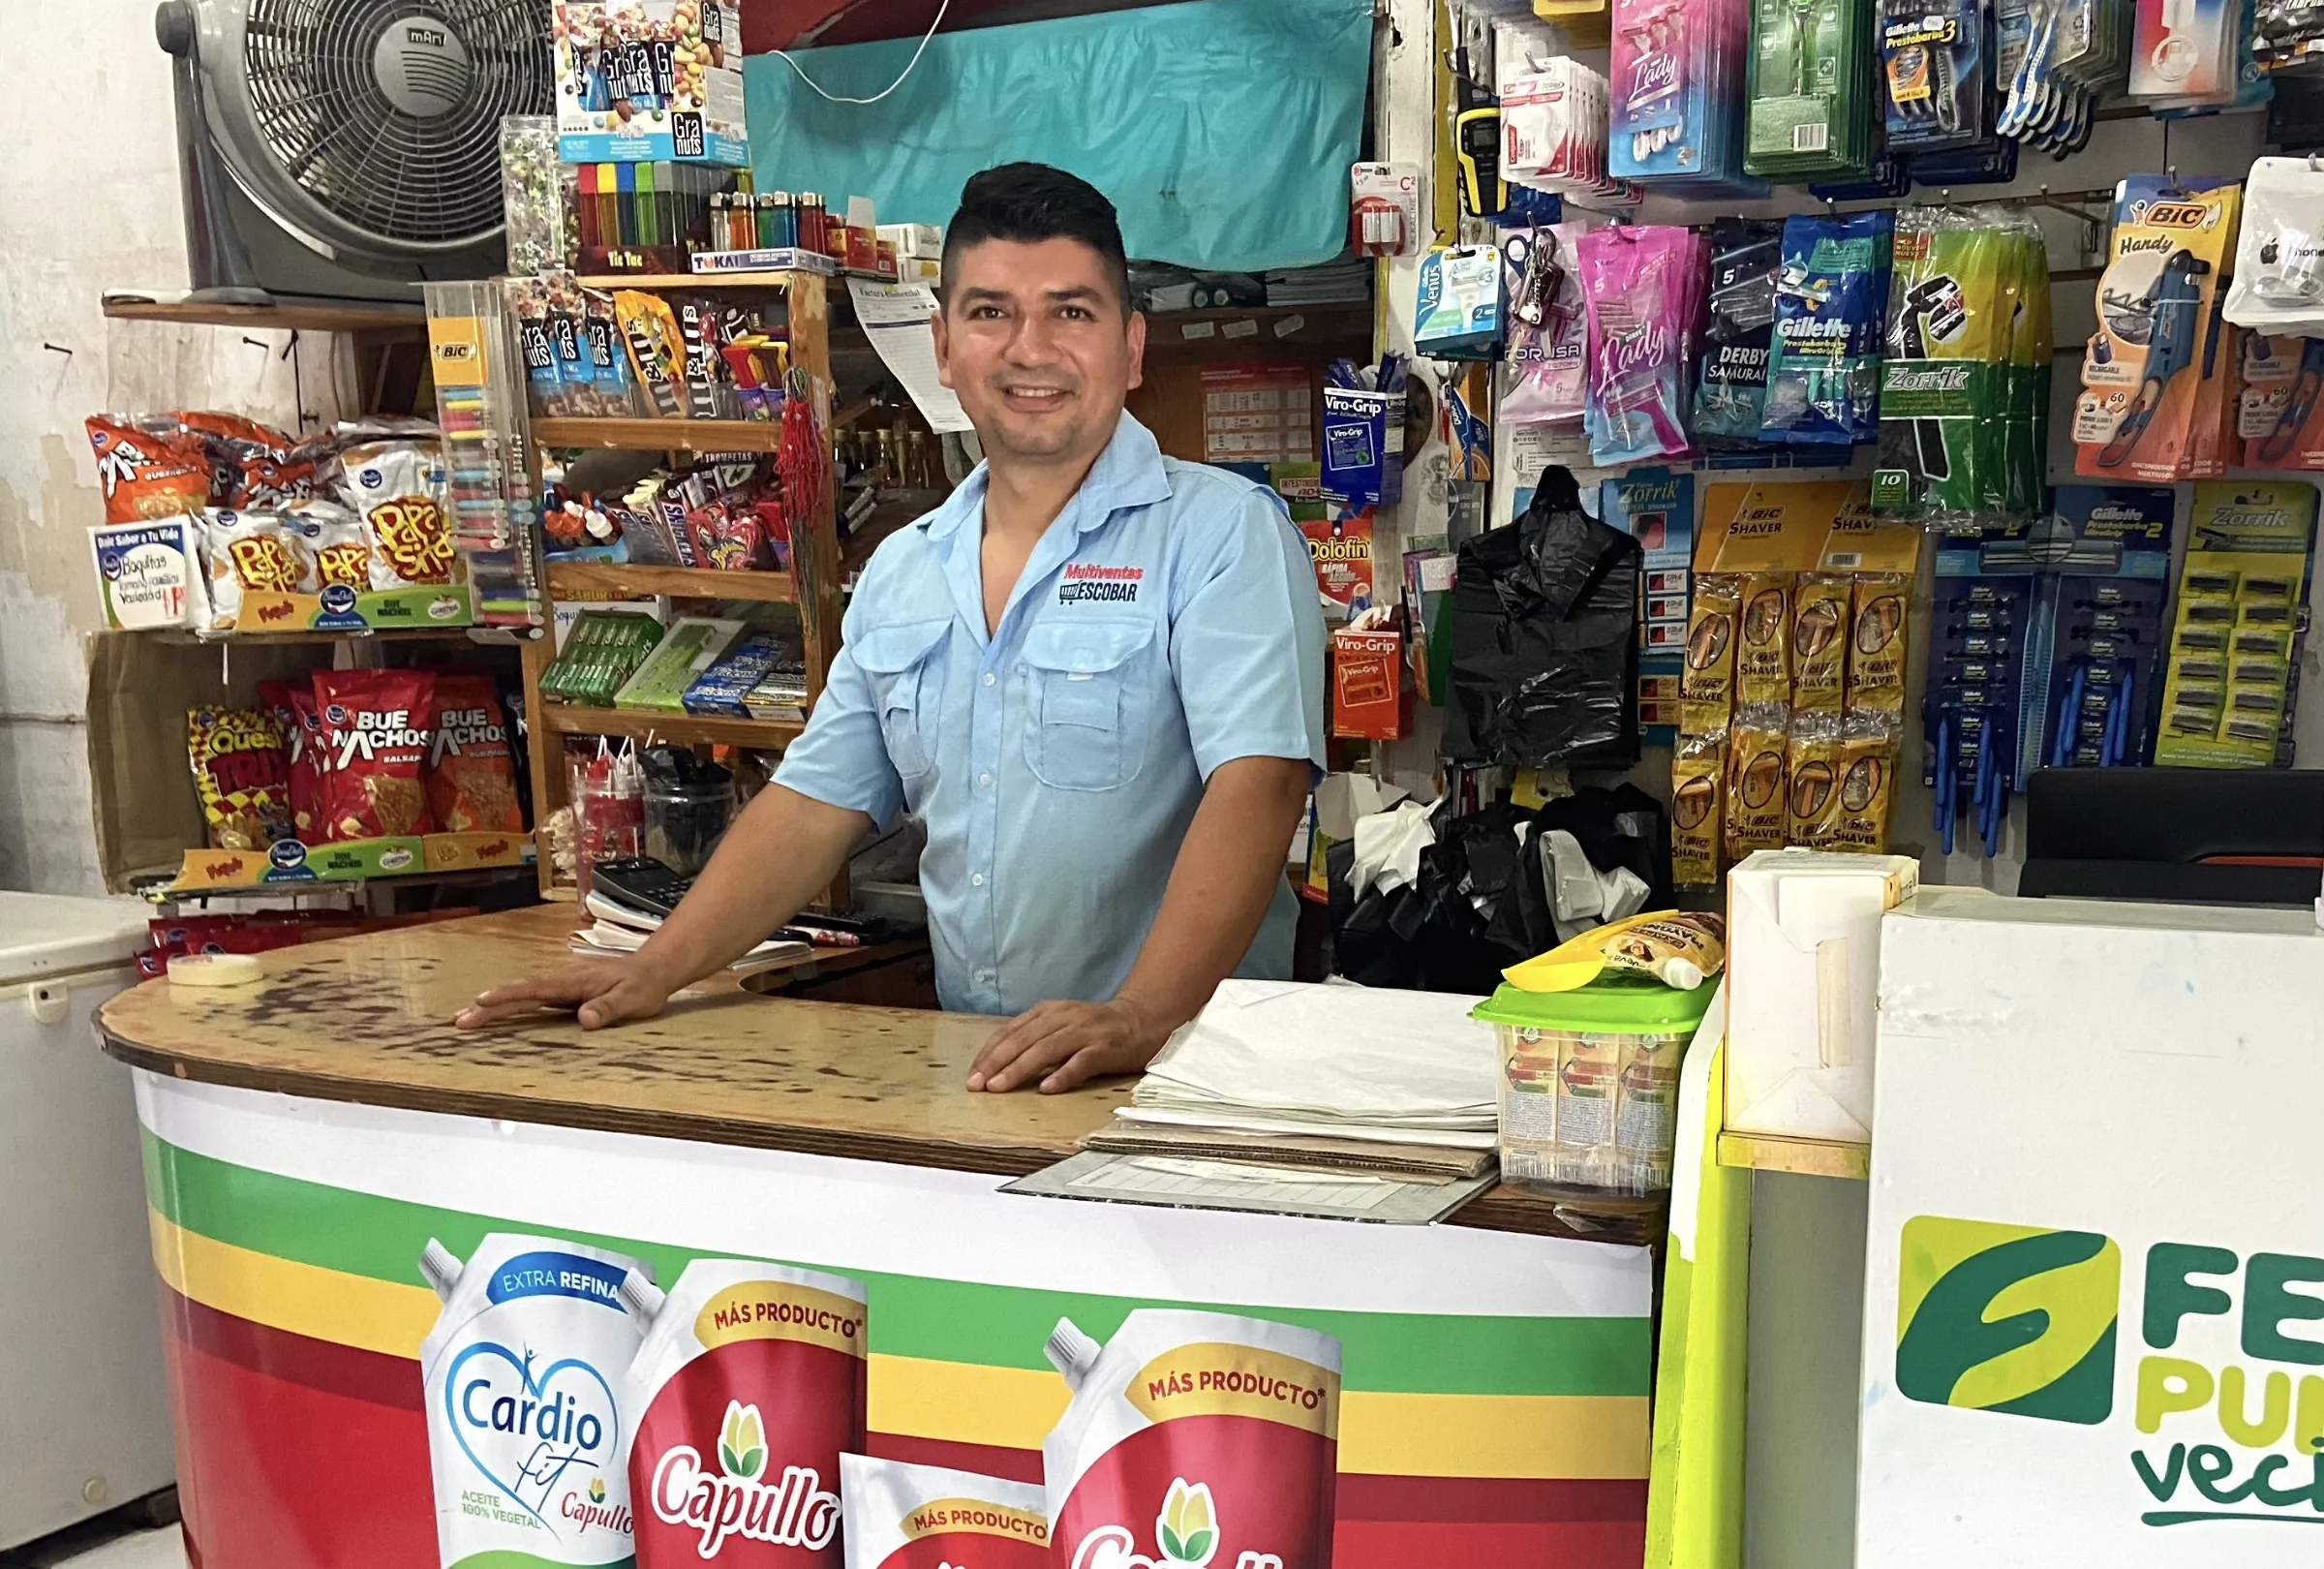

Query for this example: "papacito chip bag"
[1043,1311,1341,1569]
[619,1260,868,1568]
[314,668,437,840]
[338,438,454,588]
[284,497,373,591]
[200,508,308,630]
[839,1455,1048,1569]
[428,674,524,833]
[85,416,208,523]
[418,1235,653,1569]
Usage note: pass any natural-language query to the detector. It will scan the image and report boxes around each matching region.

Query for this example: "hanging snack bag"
[418,1234,652,1569]
[186,705,293,851]
[1791,573,1851,712]
[840,1455,1048,1569]
[1735,572,1791,706]
[1694,218,1786,446]
[1671,732,1726,890]
[1762,212,1893,446]
[200,508,309,631]
[85,415,209,523]
[426,673,524,834]
[1044,1310,1341,1569]
[177,411,313,507]
[314,668,438,840]
[1848,572,1911,714]
[620,1260,867,1568]
[283,497,373,591]
[1725,705,1789,860]
[2074,175,2243,482]
[259,679,328,842]
[338,438,452,589]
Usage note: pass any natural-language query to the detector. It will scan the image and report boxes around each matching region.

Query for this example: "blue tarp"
[744,0,1372,272]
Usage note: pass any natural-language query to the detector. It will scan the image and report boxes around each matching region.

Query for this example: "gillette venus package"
[418,1234,653,1568]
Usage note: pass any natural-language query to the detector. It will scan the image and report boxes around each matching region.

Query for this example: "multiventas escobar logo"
[1899,1215,2324,1529]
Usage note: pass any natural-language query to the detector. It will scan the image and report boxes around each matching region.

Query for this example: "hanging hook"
[42,342,72,358]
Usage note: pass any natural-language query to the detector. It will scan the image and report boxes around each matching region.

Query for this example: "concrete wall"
[0,0,335,893]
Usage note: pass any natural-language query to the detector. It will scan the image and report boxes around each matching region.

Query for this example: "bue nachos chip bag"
[186,705,294,850]
[426,673,523,833]
[336,439,454,589]
[314,669,438,841]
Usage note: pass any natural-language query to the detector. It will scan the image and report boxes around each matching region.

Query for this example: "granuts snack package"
[186,706,293,850]
[337,438,454,588]
[840,1454,1048,1569]
[427,674,524,833]
[1044,1310,1341,1569]
[417,1234,653,1569]
[619,1260,868,1569]
[314,668,437,840]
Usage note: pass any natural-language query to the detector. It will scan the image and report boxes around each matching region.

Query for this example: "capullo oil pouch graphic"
[1043,1310,1342,1569]
[418,1234,654,1569]
[620,1260,869,1567]
[839,1454,1049,1569]
[1895,1215,2122,1425]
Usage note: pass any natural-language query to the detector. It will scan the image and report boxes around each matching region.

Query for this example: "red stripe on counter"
[164,1280,423,1411]
[866,1430,1045,1485]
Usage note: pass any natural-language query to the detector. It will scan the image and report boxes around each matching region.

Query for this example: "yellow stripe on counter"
[870,1353,1069,1450]
[149,1210,438,1360]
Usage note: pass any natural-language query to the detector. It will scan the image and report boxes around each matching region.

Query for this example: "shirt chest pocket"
[1022,617,1156,791]
[850,617,951,783]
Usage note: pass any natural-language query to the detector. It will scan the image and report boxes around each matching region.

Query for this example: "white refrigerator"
[0,893,176,1547]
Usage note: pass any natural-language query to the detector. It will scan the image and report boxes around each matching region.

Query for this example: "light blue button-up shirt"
[775,413,1327,1015]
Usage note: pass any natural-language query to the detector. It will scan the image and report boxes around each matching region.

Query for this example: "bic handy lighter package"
[1044,1310,1343,1569]
[621,1259,870,1568]
[417,1234,654,1569]
[840,1454,1050,1569]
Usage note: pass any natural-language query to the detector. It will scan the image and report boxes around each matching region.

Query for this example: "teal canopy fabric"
[744,0,1372,272]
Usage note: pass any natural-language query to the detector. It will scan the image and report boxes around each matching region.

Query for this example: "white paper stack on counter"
[570,886,811,975]
[1095,980,1498,1181]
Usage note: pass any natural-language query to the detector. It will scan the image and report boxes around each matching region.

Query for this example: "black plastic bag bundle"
[1444,467,1642,769]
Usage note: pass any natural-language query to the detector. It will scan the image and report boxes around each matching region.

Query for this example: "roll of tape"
[168,953,263,988]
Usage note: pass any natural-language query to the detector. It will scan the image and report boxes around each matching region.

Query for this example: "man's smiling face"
[933,235,1146,466]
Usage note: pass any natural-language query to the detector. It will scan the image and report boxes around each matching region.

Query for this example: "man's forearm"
[629,784,871,986]
[1113,755,1311,1032]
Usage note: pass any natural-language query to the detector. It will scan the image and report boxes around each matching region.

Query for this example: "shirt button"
[974,969,991,983]
[971,873,986,887]
[984,672,996,688]
[979,771,993,786]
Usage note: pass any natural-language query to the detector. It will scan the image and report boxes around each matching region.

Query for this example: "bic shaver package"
[2074,175,2244,482]
[2154,481,2319,769]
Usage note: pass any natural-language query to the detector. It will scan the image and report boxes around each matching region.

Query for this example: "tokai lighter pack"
[621,1260,868,1568]
[417,1233,654,1569]
[1043,1310,1341,1569]
[839,1454,1049,1569]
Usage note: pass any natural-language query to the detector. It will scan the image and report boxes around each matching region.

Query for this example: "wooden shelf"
[1717,1132,1870,1181]
[539,703,805,749]
[103,295,425,334]
[547,561,795,603]
[150,626,485,647]
[534,415,786,452]
[574,271,818,290]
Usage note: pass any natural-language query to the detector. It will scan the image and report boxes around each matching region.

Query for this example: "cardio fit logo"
[648,1398,839,1558]
[1896,1215,2122,1425]
[1072,1478,1282,1569]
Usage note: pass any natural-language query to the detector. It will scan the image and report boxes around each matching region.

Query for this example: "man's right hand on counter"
[455,958,678,1031]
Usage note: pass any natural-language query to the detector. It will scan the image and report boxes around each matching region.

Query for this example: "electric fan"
[154,0,552,307]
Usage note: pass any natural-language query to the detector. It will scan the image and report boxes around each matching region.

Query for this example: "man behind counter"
[459,163,1327,1093]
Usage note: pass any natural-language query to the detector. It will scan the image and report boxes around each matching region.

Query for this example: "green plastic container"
[1473,977,1718,1197]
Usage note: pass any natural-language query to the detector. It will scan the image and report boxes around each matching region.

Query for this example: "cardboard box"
[556,1,749,166]
[1725,848,1918,1143]
[1331,629,1406,739]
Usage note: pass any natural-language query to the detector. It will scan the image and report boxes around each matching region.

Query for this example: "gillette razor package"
[2024,485,2178,775]
[1761,211,1894,446]
[1881,0,1990,152]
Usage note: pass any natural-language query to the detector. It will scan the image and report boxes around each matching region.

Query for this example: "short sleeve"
[1168,484,1328,782]
[773,556,908,828]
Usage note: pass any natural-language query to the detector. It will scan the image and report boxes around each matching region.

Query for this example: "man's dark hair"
[941,163,1134,315]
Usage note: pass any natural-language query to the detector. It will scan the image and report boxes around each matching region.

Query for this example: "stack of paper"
[570,885,811,975]
[1114,980,1498,1151]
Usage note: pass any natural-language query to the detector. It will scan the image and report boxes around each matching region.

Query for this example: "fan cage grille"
[243,0,551,248]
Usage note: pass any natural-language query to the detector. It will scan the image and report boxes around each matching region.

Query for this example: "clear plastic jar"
[644,778,735,876]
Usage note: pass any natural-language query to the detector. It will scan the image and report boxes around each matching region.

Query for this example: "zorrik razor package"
[1760,211,1893,447]
[2154,481,2319,769]
[2073,174,2244,483]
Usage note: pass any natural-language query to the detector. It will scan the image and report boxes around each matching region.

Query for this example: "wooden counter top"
[100,908,1658,1245]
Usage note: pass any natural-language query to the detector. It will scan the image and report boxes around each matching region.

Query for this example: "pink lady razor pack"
[1043,1309,1342,1569]
[1579,225,1711,467]
[839,1455,1049,1569]
[417,1234,654,1568]
[620,1260,870,1568]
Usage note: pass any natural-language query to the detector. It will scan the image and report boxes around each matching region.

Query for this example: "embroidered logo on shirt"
[1058,564,1145,605]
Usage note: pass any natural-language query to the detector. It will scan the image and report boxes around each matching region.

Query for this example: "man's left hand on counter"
[967,997,1170,1094]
